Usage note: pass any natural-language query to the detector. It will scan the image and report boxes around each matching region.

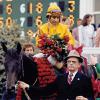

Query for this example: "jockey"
[36,2,75,46]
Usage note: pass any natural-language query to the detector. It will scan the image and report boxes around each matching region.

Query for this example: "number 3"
[68,1,75,12]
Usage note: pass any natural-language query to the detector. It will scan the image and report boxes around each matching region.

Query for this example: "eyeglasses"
[67,60,78,64]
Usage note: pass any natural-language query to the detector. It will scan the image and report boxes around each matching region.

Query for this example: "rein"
[16,53,38,100]
[23,78,38,100]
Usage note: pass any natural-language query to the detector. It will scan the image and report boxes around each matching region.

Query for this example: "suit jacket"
[22,72,94,100]
[65,72,94,100]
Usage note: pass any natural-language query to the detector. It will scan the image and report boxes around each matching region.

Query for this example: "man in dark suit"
[65,50,94,100]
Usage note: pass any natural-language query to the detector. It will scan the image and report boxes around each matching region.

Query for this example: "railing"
[82,47,100,55]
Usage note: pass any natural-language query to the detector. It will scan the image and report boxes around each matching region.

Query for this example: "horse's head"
[0,42,22,89]
[1,42,22,73]
[1,42,38,85]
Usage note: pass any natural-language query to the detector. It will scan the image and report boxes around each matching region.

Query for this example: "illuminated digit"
[35,16,42,27]
[20,17,25,27]
[36,2,43,14]
[69,15,74,20]
[27,29,33,37]
[6,4,12,14]
[20,4,26,13]
[6,17,13,27]
[27,2,33,14]
[20,31,25,39]
[0,17,3,28]
[6,0,13,1]
[68,1,75,12]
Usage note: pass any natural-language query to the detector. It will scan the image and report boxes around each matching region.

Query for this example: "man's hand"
[56,62,64,69]
[18,81,29,89]
[76,96,88,100]
[47,55,64,69]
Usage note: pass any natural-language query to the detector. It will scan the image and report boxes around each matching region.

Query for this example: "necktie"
[68,74,73,84]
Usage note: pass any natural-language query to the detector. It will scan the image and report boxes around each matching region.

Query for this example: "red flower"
[64,35,70,43]
[56,47,62,53]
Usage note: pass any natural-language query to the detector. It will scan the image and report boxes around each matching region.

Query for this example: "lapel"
[71,72,81,84]
[66,72,82,85]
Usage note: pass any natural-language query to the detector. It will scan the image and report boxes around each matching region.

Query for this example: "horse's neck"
[21,54,38,85]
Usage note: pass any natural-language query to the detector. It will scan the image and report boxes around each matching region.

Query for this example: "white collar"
[69,70,78,81]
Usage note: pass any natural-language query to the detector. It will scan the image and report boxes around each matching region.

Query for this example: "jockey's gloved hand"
[47,55,57,66]
[47,55,64,69]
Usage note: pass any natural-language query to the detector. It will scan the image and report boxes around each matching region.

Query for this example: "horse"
[1,42,38,100]
[1,42,64,100]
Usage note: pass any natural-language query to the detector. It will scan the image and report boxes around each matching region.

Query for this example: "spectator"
[95,24,100,63]
[95,24,100,47]
[65,50,94,100]
[79,14,95,47]
[72,18,82,47]
[90,55,100,79]
[90,55,100,98]
[79,14,95,63]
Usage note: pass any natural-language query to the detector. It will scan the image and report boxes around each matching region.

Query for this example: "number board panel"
[0,0,79,34]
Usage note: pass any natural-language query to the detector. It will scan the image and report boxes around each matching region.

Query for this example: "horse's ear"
[1,42,7,52]
[16,42,22,54]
